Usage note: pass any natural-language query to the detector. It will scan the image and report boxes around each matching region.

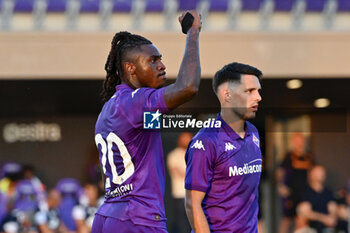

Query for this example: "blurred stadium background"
[1,0,350,232]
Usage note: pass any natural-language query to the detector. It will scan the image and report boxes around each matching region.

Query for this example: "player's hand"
[178,10,202,32]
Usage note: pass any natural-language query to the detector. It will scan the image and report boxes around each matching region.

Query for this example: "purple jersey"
[185,114,262,233]
[95,84,169,229]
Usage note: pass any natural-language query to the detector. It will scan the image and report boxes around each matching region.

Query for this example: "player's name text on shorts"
[3,122,61,143]
[106,183,134,197]
[229,162,262,177]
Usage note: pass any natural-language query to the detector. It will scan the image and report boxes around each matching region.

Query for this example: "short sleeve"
[185,137,216,192]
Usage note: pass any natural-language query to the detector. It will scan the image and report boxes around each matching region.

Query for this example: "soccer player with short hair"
[184,62,263,233]
[92,11,201,233]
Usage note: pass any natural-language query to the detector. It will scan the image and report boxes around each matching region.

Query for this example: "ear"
[124,62,136,76]
[223,88,231,102]
[217,83,231,104]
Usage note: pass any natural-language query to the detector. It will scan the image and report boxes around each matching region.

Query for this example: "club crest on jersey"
[225,142,236,151]
[143,110,161,129]
[252,134,260,148]
[191,140,205,151]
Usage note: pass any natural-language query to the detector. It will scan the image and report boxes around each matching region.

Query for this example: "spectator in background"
[72,183,103,233]
[335,187,349,233]
[14,180,39,213]
[1,198,24,233]
[0,163,22,199]
[166,132,192,233]
[295,165,337,233]
[56,178,82,232]
[0,162,23,230]
[34,189,70,233]
[276,133,314,233]
[22,165,46,210]
[1,180,39,233]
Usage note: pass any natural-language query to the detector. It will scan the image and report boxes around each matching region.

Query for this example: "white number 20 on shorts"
[95,133,135,188]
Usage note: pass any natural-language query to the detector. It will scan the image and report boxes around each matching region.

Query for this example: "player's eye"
[151,56,162,63]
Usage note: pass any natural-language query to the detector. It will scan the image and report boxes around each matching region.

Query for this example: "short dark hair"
[212,62,263,94]
[101,31,152,102]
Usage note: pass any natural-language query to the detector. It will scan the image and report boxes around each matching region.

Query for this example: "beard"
[232,107,256,120]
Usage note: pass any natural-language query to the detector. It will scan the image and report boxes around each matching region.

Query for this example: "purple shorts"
[91,214,168,233]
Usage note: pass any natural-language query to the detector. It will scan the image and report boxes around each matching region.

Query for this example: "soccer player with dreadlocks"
[92,11,201,233]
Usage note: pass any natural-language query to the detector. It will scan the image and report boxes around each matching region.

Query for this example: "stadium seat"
[306,0,327,11]
[80,0,100,13]
[14,180,38,212]
[242,0,264,11]
[145,0,165,12]
[178,0,197,11]
[6,0,350,13]
[56,178,82,231]
[13,0,35,12]
[338,0,350,11]
[209,0,228,12]
[47,0,67,12]
[274,0,296,11]
[113,0,132,12]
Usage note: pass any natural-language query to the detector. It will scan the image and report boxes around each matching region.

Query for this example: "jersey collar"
[115,83,132,91]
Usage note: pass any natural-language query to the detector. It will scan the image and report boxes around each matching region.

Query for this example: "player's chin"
[156,78,166,88]
[244,112,256,120]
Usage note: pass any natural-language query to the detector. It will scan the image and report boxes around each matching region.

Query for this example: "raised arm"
[185,189,211,233]
[164,11,201,109]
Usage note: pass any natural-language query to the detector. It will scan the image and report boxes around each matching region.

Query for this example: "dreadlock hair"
[101,31,152,102]
[212,62,263,95]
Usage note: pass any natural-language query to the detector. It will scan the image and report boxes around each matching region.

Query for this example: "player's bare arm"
[164,11,201,109]
[185,189,210,233]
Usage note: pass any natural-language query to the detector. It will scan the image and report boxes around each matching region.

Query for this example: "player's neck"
[220,110,245,138]
[122,77,138,90]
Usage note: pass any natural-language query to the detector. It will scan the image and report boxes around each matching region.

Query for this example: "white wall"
[1,31,350,79]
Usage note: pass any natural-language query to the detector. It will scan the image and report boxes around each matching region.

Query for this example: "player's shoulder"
[126,86,161,99]
[119,85,166,108]
[188,129,217,151]
[112,84,154,99]
[246,121,258,131]
[246,121,259,135]
[193,127,217,142]
[108,85,160,109]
